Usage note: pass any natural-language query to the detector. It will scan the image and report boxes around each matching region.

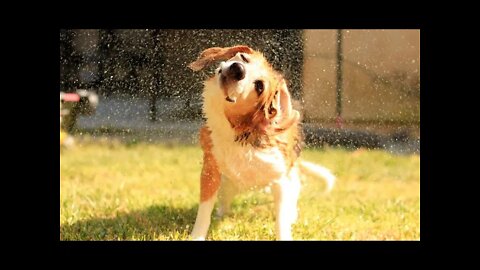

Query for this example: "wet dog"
[188,45,335,240]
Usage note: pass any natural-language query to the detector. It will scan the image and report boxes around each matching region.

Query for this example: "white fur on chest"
[203,82,287,190]
[212,133,286,190]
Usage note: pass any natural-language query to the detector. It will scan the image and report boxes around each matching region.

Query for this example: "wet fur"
[188,45,334,240]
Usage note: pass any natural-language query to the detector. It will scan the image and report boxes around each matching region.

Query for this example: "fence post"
[335,29,344,128]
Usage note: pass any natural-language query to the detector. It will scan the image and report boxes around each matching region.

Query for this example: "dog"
[188,45,335,240]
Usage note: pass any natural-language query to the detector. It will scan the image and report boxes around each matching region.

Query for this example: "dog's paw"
[190,235,206,241]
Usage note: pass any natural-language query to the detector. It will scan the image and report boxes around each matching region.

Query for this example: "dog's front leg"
[272,173,301,240]
[191,191,217,240]
[191,127,221,240]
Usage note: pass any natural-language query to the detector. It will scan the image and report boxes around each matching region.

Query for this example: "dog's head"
[189,45,300,137]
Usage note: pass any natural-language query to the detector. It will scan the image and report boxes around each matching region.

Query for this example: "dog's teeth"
[225,96,236,103]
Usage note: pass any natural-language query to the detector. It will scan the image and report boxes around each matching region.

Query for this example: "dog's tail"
[299,160,336,193]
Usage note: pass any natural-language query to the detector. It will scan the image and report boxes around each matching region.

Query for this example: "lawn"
[60,139,420,240]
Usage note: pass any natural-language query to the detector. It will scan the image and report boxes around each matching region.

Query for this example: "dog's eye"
[254,80,264,95]
[240,54,249,63]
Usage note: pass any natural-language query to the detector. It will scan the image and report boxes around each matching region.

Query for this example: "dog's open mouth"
[219,73,238,103]
[225,96,236,103]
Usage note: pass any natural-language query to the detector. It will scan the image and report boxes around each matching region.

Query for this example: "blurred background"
[60,29,420,153]
[60,29,420,240]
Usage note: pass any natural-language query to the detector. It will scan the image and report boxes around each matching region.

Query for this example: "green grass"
[60,139,420,240]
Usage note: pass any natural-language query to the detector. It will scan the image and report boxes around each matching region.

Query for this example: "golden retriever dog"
[188,45,335,240]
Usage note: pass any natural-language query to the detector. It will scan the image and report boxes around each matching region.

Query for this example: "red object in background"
[335,115,344,129]
[62,93,80,102]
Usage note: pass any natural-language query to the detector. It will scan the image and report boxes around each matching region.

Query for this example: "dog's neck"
[225,110,270,148]
[225,110,301,151]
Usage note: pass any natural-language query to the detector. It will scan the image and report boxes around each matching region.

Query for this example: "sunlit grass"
[60,139,420,240]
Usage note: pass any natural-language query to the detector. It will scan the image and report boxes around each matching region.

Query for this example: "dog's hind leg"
[216,176,238,218]
[191,126,221,240]
[272,168,301,240]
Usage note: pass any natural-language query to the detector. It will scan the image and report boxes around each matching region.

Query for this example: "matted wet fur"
[188,45,335,240]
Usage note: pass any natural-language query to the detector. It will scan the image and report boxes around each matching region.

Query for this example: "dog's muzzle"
[219,62,246,103]
[224,62,245,81]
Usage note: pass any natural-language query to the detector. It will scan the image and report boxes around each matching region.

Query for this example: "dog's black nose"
[226,62,245,81]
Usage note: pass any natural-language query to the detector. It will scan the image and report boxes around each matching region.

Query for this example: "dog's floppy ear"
[263,79,300,134]
[188,45,254,71]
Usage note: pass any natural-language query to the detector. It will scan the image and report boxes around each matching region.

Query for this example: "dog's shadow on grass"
[60,204,207,240]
